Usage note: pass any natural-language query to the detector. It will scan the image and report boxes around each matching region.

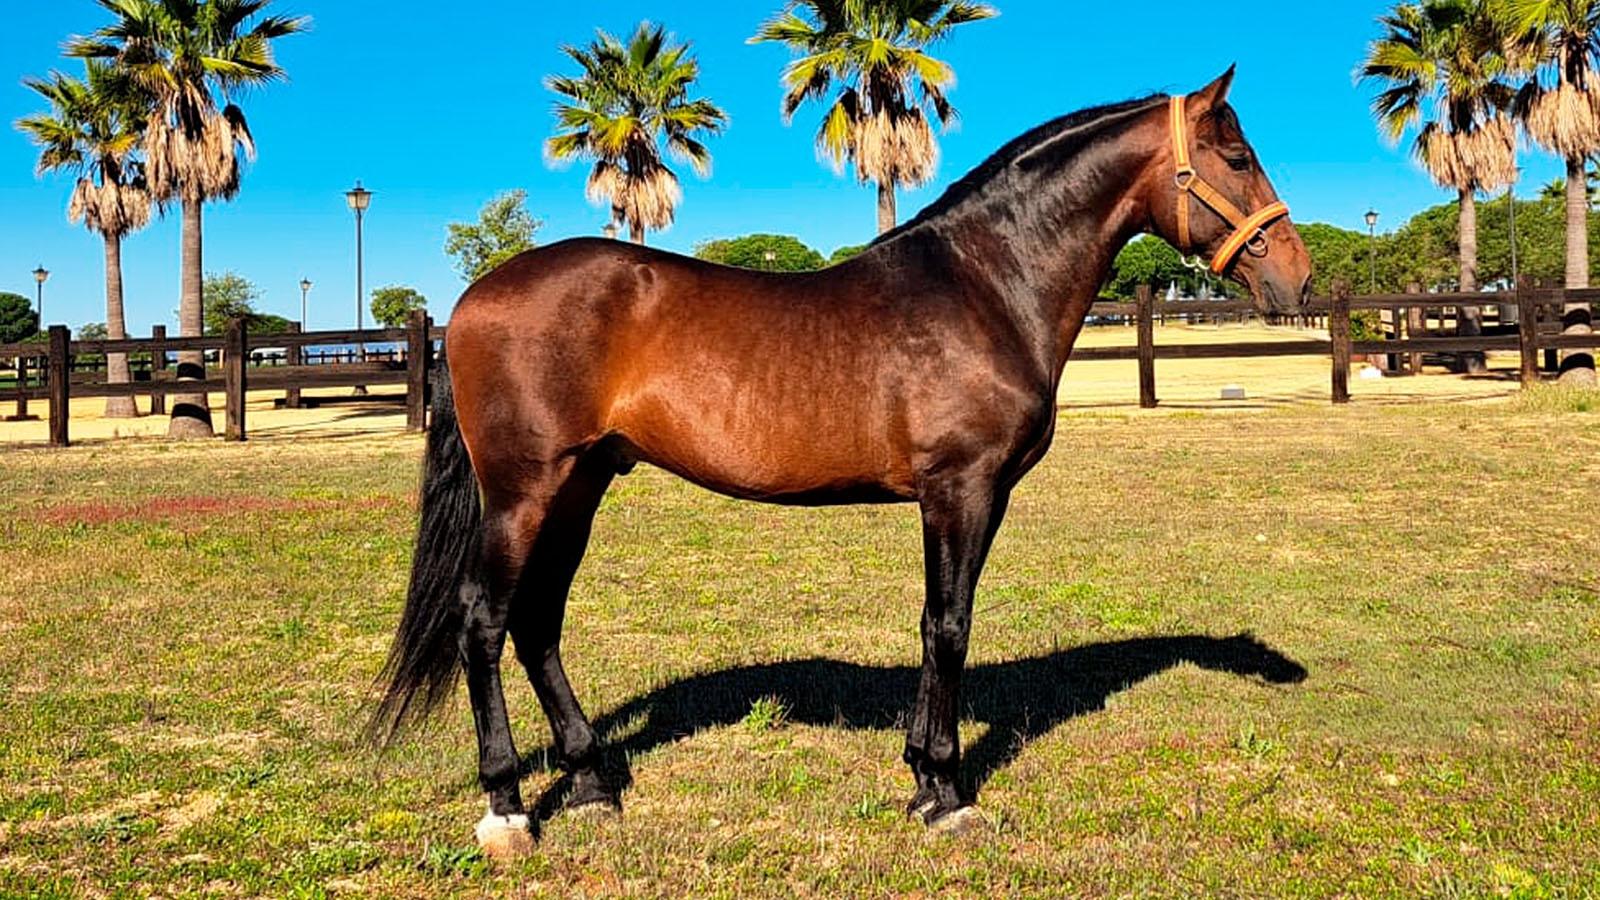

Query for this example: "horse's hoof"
[475,810,535,859]
[926,805,986,837]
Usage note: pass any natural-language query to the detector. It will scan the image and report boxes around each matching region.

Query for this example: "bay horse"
[374,68,1312,855]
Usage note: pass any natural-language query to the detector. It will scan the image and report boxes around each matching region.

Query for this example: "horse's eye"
[1225,155,1251,172]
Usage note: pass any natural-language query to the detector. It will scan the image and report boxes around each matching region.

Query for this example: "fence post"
[1405,283,1423,375]
[1331,280,1352,405]
[8,353,35,422]
[224,317,247,441]
[1136,284,1157,409]
[1517,276,1540,386]
[149,324,167,415]
[406,308,429,433]
[48,325,70,447]
[284,322,302,410]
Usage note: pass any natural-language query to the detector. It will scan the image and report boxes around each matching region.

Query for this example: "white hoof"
[928,805,986,837]
[475,808,535,859]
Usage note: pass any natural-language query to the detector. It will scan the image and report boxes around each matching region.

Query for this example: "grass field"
[2,389,1598,898]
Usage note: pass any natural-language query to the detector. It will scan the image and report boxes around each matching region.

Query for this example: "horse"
[373,68,1312,856]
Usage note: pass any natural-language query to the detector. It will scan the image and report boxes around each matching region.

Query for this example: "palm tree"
[1509,0,1600,384]
[69,0,308,438]
[1362,0,1518,374]
[546,23,728,244]
[751,0,998,235]
[1538,170,1600,202]
[17,61,152,418]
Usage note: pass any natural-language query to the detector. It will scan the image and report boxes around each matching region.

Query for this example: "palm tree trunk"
[1560,155,1595,386]
[168,194,214,438]
[877,181,896,235]
[102,232,138,418]
[1457,187,1487,375]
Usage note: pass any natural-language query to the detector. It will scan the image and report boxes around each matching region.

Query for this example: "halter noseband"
[1169,96,1290,276]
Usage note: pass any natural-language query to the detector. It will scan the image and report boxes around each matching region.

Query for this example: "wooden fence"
[3,282,1595,447]
[1082,279,1591,408]
[0,309,437,447]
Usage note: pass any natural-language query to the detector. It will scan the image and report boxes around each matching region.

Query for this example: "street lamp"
[32,266,48,330]
[1364,209,1379,294]
[345,182,372,391]
[602,221,618,241]
[299,278,312,330]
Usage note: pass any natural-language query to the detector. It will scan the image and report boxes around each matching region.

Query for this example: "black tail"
[369,355,481,744]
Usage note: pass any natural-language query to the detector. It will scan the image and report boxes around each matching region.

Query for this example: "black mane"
[876,94,1167,242]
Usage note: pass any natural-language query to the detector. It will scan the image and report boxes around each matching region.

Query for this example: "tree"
[546,23,728,244]
[70,0,308,437]
[78,322,109,340]
[693,234,826,270]
[1101,235,1236,300]
[1508,0,1600,383]
[16,60,152,418]
[370,286,428,327]
[0,293,38,343]
[201,271,289,335]
[751,0,998,235]
[828,243,869,264]
[1362,0,1520,373]
[444,191,541,282]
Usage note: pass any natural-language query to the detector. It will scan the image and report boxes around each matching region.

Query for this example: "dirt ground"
[0,322,1527,447]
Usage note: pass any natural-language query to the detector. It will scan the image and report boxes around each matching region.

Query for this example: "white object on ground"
[1220,385,1247,400]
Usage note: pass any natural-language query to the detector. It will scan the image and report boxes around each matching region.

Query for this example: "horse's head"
[1146,68,1311,315]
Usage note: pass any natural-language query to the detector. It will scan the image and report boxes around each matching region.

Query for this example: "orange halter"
[1169,96,1290,276]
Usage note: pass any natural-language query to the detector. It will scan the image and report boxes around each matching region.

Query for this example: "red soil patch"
[36,495,402,527]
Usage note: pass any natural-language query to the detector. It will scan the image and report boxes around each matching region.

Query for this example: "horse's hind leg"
[506,449,617,815]
[462,496,542,858]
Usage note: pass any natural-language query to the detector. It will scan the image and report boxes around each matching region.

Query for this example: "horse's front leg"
[905,473,1011,832]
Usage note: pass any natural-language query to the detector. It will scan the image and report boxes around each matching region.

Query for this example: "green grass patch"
[1,404,1598,897]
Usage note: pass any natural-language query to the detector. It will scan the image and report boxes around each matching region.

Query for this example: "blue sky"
[0,0,1568,334]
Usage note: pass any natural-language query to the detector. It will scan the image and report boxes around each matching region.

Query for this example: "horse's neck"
[895,134,1157,383]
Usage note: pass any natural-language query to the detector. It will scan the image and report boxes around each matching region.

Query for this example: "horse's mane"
[875,94,1168,242]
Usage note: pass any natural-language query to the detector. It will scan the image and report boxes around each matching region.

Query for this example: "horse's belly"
[610,389,914,505]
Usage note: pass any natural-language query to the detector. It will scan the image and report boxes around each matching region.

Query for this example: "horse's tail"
[368,353,480,745]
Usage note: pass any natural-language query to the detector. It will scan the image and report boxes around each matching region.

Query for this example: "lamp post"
[1364,209,1378,295]
[32,266,48,332]
[299,277,312,330]
[345,181,372,344]
[345,183,372,393]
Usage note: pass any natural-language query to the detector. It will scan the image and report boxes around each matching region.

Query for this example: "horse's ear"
[1189,65,1237,111]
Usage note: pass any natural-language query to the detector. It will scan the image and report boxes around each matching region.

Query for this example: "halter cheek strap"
[1169,96,1291,275]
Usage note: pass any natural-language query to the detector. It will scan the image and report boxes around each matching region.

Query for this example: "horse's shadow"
[526,633,1307,824]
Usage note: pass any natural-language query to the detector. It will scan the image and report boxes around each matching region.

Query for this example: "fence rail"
[3,279,1594,446]
[2,310,435,446]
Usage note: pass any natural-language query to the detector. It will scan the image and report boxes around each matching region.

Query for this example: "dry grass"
[1,355,1597,898]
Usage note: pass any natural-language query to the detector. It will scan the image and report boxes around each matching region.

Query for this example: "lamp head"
[345,181,373,212]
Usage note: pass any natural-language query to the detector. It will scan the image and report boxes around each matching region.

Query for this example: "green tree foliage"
[78,322,109,340]
[370,286,428,327]
[1100,236,1235,300]
[828,244,869,264]
[202,271,290,335]
[444,190,543,282]
[0,292,39,343]
[693,234,825,270]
